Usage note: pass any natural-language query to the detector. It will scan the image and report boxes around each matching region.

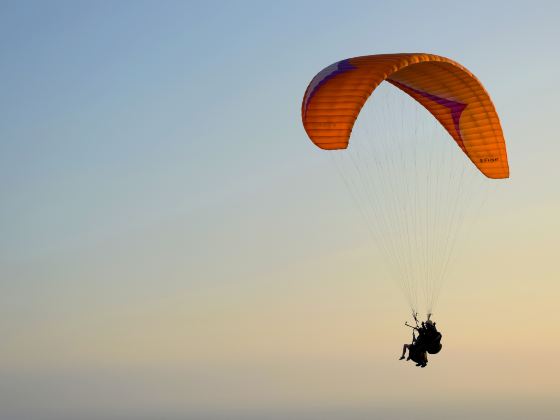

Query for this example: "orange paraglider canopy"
[302,53,509,179]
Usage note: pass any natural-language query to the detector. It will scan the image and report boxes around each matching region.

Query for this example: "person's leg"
[399,344,409,360]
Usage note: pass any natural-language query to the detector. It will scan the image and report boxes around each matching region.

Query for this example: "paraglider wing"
[302,53,509,179]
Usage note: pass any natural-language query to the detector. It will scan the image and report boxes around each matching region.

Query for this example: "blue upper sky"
[1,0,558,261]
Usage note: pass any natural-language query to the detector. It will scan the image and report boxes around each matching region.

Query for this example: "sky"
[1,1,559,419]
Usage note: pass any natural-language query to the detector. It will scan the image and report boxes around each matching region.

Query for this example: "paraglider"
[301,53,509,368]
[400,314,443,368]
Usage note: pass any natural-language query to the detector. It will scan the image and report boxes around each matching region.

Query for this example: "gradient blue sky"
[1,1,560,419]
